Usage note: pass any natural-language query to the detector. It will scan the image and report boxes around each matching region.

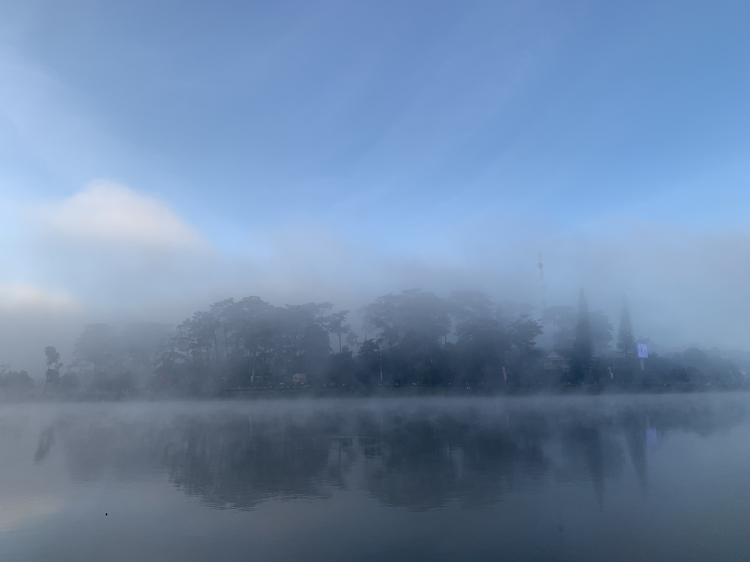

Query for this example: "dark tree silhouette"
[44,346,63,391]
[617,296,635,357]
[570,289,593,383]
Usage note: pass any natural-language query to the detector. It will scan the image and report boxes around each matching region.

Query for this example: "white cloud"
[38,181,208,251]
[0,283,77,312]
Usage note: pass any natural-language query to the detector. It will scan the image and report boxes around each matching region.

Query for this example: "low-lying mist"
[3,286,748,399]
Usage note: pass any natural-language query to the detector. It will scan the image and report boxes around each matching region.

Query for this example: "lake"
[1,394,749,561]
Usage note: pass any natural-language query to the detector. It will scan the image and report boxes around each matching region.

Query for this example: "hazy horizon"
[2,0,750,373]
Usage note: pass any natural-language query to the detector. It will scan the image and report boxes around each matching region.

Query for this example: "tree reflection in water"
[30,396,748,511]
[160,414,353,509]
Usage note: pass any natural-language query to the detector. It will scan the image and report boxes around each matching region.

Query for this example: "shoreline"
[5,382,746,403]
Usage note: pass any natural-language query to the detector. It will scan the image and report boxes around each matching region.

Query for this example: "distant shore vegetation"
[6,289,748,399]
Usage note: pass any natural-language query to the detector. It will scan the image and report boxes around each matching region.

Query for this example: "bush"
[0,370,35,394]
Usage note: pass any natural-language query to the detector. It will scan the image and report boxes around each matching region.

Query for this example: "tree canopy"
[24,287,743,397]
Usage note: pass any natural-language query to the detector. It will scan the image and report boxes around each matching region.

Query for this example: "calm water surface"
[1,394,749,561]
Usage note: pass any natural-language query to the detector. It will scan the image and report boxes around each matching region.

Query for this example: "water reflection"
[33,427,54,464]
[160,415,351,509]
[363,412,551,510]
[27,396,749,512]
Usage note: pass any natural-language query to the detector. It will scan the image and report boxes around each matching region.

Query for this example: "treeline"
[57,290,544,394]
[32,289,748,397]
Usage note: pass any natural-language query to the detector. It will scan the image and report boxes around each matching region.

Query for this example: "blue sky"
[1,0,750,368]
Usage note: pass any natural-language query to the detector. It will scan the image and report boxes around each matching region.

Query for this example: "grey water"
[1,394,749,562]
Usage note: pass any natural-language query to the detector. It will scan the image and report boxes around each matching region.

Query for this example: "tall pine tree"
[570,289,593,383]
[617,296,635,357]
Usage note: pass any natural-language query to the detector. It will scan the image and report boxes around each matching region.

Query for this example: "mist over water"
[2,1,750,559]
[1,394,750,561]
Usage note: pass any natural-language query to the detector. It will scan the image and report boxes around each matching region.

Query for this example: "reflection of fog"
[27,396,749,511]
